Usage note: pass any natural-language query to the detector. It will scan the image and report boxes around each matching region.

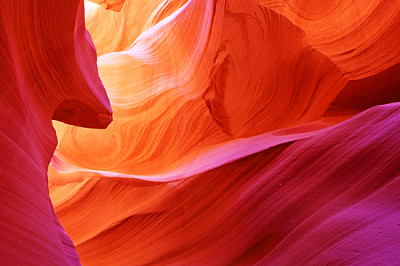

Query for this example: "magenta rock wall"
[1,0,400,265]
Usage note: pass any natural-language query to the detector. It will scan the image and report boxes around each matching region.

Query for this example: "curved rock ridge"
[50,103,400,265]
[204,3,347,137]
[51,121,332,182]
[52,0,399,176]
[84,0,189,56]
[327,60,400,117]
[0,0,396,264]
[257,0,400,79]
[53,0,348,175]
[0,0,112,264]
[53,0,230,175]
[46,1,400,263]
[2,1,112,128]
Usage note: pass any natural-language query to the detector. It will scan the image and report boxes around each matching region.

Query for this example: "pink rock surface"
[0,0,111,264]
[49,1,400,264]
[50,103,400,265]
[1,0,399,264]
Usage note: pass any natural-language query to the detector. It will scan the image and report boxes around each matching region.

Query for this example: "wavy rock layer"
[204,3,347,137]
[52,0,230,175]
[0,0,111,264]
[0,0,397,264]
[47,0,400,264]
[258,0,400,79]
[51,104,400,265]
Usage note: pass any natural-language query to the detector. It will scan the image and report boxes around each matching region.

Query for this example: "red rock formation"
[52,0,230,175]
[50,103,400,265]
[0,0,111,264]
[1,0,399,264]
[203,2,347,137]
[258,0,400,79]
[47,0,400,264]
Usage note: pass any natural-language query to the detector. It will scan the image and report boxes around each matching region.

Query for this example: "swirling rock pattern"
[0,0,112,264]
[49,0,400,264]
[1,0,399,264]
[258,0,400,79]
[51,103,400,265]
[204,3,347,137]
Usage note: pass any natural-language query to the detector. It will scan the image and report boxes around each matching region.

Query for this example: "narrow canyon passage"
[1,0,400,265]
